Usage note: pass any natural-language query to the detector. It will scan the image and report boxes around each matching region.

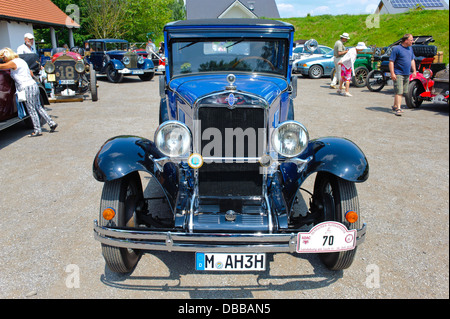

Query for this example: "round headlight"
[155,121,192,157]
[75,61,85,73]
[271,121,309,158]
[123,56,130,65]
[138,56,144,64]
[44,61,55,74]
[423,69,433,79]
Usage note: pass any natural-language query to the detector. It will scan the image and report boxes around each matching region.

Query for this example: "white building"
[0,0,79,51]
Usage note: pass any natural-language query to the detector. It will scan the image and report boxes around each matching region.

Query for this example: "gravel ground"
[0,74,448,299]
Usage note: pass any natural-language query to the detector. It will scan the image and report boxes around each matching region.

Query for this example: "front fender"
[93,135,179,206]
[303,137,369,182]
[109,59,124,70]
[281,137,369,204]
[143,59,154,69]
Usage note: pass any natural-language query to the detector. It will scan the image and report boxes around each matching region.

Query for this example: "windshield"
[105,42,129,51]
[170,39,288,76]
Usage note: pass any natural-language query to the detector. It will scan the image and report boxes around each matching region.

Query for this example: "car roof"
[165,19,294,30]
[89,39,128,43]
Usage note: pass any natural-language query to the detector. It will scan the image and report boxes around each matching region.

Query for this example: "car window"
[320,47,332,54]
[171,38,288,76]
[105,42,129,51]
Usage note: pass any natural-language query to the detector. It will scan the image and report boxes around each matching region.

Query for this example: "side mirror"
[290,75,297,99]
[159,74,166,98]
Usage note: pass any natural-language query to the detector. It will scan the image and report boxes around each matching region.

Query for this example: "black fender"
[281,137,369,207]
[93,135,178,208]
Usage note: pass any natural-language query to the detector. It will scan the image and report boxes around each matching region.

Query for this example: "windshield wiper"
[226,39,244,49]
[178,41,199,51]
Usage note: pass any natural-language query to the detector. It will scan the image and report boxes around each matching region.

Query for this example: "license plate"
[196,253,266,271]
[59,79,75,84]
[296,221,356,253]
[132,70,144,74]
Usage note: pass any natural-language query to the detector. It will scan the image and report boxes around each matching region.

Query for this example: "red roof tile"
[0,0,79,27]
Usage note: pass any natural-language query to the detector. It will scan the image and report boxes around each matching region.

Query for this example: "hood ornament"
[225,73,236,90]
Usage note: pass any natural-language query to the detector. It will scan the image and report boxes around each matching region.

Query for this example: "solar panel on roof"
[390,0,444,8]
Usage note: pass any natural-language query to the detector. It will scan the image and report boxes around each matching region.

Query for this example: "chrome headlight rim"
[44,61,55,74]
[423,69,433,79]
[75,61,85,73]
[138,56,145,64]
[122,56,130,66]
[154,120,192,157]
[271,120,309,158]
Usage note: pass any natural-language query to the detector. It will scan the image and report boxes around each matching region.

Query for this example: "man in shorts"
[389,34,416,116]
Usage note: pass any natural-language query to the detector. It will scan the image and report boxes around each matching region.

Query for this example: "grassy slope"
[280,10,449,63]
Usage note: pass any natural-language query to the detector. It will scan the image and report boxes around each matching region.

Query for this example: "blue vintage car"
[92,19,368,273]
[85,39,155,83]
[294,51,335,79]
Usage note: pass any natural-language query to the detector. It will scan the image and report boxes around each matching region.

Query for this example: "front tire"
[99,172,143,273]
[312,173,360,270]
[89,64,98,101]
[308,65,323,79]
[106,64,123,83]
[352,66,369,87]
[405,80,424,108]
[366,70,385,92]
[139,72,155,81]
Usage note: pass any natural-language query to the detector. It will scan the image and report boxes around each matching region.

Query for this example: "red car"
[407,63,449,108]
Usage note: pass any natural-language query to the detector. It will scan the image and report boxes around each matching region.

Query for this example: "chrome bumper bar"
[94,220,366,253]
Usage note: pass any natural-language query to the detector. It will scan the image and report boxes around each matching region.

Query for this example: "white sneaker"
[330,84,337,89]
[343,92,352,97]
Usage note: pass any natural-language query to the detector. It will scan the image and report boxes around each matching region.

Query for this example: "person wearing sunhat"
[330,32,350,89]
[17,33,36,54]
[337,42,368,97]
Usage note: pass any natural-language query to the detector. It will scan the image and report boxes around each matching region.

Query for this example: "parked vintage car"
[292,44,332,63]
[1,55,50,131]
[366,36,445,92]
[43,48,98,101]
[329,49,374,87]
[294,51,334,78]
[92,19,368,274]
[406,64,449,108]
[85,39,155,83]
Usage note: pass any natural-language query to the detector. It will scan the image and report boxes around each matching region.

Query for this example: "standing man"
[17,33,36,54]
[389,34,416,116]
[330,33,350,89]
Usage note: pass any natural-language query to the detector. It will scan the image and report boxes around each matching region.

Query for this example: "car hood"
[298,55,333,66]
[169,74,289,106]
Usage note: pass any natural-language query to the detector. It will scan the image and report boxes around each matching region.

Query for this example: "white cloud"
[311,5,330,15]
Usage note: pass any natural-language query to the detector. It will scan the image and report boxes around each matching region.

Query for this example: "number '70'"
[323,236,334,246]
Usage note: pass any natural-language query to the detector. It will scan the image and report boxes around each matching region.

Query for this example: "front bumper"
[118,68,154,74]
[94,220,367,253]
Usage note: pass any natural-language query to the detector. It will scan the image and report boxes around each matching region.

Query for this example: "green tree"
[170,0,186,21]
[124,0,174,42]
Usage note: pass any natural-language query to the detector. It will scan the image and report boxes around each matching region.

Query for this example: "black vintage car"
[93,19,369,274]
[85,39,155,83]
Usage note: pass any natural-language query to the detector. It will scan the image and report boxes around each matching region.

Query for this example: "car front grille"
[197,106,265,197]
[55,60,80,81]
[124,53,138,68]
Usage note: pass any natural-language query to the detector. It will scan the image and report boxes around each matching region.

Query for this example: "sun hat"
[356,42,368,50]
[24,33,34,39]
[340,33,350,39]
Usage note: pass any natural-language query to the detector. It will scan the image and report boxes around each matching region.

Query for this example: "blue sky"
[275,0,449,18]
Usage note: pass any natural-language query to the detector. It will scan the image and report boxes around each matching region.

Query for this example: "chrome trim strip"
[94,220,367,253]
